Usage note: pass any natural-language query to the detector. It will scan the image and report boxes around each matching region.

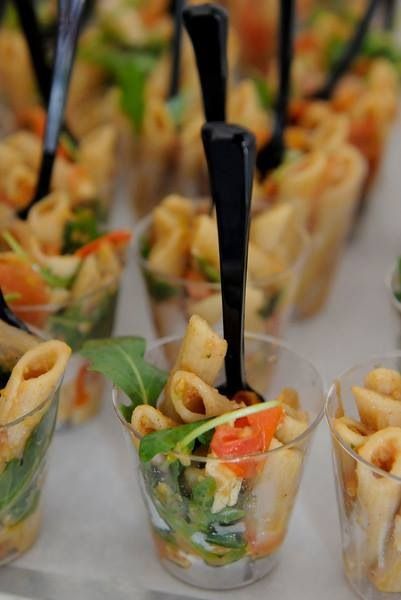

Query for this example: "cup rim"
[325,350,401,484]
[134,211,311,291]
[112,331,325,463]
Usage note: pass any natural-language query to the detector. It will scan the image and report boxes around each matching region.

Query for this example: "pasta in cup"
[135,196,309,340]
[260,143,367,317]
[106,316,324,590]
[0,206,130,428]
[326,354,401,598]
[0,323,70,564]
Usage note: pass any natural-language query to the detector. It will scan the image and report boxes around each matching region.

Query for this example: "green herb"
[258,292,281,319]
[2,231,28,260]
[40,267,75,290]
[139,235,151,260]
[0,397,57,514]
[144,271,179,301]
[60,132,78,159]
[8,485,40,526]
[81,336,168,414]
[62,209,101,254]
[361,32,401,73]
[253,76,274,110]
[325,37,346,69]
[205,531,247,549]
[48,291,118,352]
[81,45,157,132]
[140,400,280,462]
[196,257,220,283]
[166,94,187,127]
[3,293,22,303]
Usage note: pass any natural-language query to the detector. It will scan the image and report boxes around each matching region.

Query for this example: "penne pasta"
[170,370,243,423]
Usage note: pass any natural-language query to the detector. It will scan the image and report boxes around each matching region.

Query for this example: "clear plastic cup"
[326,353,401,598]
[13,279,121,428]
[0,356,61,565]
[113,333,324,590]
[135,215,309,340]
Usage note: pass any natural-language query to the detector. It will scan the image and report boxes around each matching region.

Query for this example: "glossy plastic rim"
[112,331,325,463]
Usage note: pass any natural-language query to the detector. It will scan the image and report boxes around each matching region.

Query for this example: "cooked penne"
[131,405,177,437]
[170,370,243,423]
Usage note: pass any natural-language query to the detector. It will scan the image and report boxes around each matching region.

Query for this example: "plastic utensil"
[183,3,228,122]
[18,0,85,219]
[256,0,295,179]
[168,0,185,99]
[0,290,30,332]
[312,0,380,100]
[202,122,262,399]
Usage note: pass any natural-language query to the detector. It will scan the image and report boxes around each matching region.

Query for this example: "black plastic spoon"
[18,0,86,220]
[12,0,76,144]
[183,3,228,122]
[13,0,53,106]
[256,0,295,180]
[0,290,30,333]
[168,0,185,99]
[312,0,380,100]
[202,122,261,399]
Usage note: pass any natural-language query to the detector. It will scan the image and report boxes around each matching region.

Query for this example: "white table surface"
[1,117,401,600]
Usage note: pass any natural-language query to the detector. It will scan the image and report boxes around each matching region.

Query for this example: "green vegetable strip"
[175,400,280,452]
[2,231,28,260]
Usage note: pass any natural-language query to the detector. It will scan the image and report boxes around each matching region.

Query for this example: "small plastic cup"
[13,279,121,428]
[326,353,401,598]
[113,333,324,590]
[0,362,61,565]
[135,215,309,340]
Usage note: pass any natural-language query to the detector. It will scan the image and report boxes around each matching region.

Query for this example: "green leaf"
[213,507,245,525]
[139,420,201,462]
[62,209,101,254]
[139,235,151,260]
[205,531,247,549]
[81,45,157,132]
[253,76,274,110]
[2,231,28,260]
[81,337,168,410]
[361,32,401,71]
[325,37,346,69]
[144,271,179,301]
[0,397,57,514]
[196,257,220,283]
[139,400,280,462]
[39,267,75,290]
[166,94,187,127]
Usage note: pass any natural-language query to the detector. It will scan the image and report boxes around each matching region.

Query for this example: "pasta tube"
[356,427,401,567]
[131,405,177,437]
[161,315,227,420]
[170,370,243,423]
[27,192,72,252]
[246,438,303,557]
[0,340,71,470]
[205,459,242,514]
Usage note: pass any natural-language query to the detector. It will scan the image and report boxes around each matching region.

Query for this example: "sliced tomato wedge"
[74,230,132,257]
[0,256,50,327]
[211,405,284,479]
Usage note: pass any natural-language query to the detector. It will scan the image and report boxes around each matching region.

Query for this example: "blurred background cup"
[326,353,401,599]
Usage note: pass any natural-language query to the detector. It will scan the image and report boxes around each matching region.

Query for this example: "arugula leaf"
[0,395,57,513]
[81,337,168,411]
[139,400,280,462]
[361,32,401,71]
[139,235,151,260]
[205,531,247,549]
[325,37,346,69]
[253,76,274,110]
[196,257,220,283]
[166,94,187,127]
[140,421,201,462]
[39,267,75,290]
[63,209,101,254]
[144,271,179,301]
[81,45,157,132]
